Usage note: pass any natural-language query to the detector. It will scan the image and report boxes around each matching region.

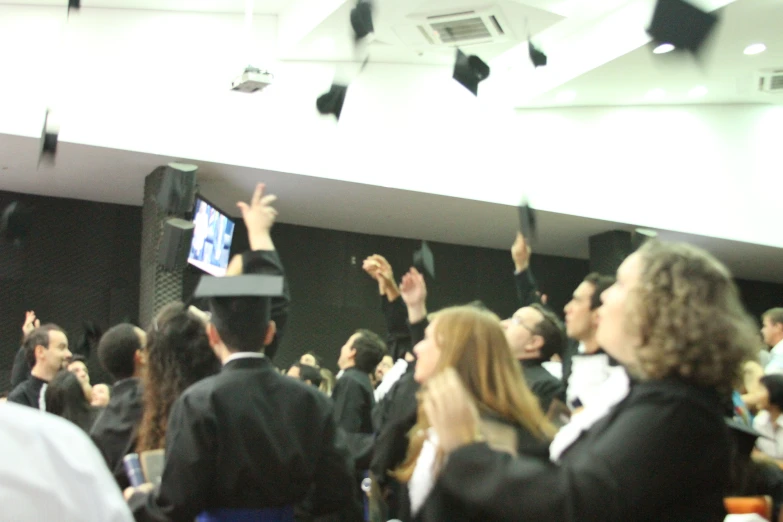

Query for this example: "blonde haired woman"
[394,305,555,521]
[424,241,759,522]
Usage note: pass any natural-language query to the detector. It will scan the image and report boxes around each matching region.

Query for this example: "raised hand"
[362,255,398,297]
[423,368,482,454]
[22,311,40,336]
[400,267,427,323]
[511,232,531,272]
[238,183,277,251]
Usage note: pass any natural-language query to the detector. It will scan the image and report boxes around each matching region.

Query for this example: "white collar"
[223,352,265,366]
[771,339,783,356]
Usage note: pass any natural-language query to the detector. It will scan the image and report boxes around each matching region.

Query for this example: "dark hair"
[763,308,783,326]
[352,329,386,373]
[761,375,783,410]
[45,370,93,433]
[583,273,616,310]
[210,296,270,353]
[98,324,143,380]
[23,324,66,368]
[136,302,219,452]
[528,303,566,361]
[299,364,323,387]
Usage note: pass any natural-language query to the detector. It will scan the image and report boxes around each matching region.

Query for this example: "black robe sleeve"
[436,394,728,522]
[381,296,413,361]
[241,249,290,360]
[332,377,367,434]
[128,390,216,522]
[514,268,542,308]
[408,318,428,347]
[10,346,30,389]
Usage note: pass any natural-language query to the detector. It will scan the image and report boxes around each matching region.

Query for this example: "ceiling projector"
[231,66,274,93]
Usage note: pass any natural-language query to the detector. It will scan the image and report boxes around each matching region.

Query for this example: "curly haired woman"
[423,241,759,522]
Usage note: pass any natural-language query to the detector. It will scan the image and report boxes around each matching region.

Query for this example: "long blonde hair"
[394,306,555,482]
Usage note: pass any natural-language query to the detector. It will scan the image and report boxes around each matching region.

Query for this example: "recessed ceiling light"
[689,85,708,98]
[645,88,666,100]
[744,43,767,55]
[556,91,576,103]
[653,43,675,54]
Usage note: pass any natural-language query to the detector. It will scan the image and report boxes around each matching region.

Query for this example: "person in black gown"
[125,184,361,522]
[423,240,760,522]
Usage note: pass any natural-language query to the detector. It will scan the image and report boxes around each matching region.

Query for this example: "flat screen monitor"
[187,197,235,276]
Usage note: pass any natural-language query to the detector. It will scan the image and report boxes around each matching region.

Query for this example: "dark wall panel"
[0,191,141,392]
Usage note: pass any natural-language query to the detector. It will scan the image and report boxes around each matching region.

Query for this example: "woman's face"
[413,320,442,384]
[596,252,643,366]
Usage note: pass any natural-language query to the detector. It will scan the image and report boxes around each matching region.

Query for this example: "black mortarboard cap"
[413,241,435,279]
[452,49,490,96]
[194,274,284,299]
[647,0,718,55]
[316,84,348,120]
[0,201,33,244]
[195,274,284,350]
[529,41,548,68]
[350,0,374,41]
[68,0,80,16]
[38,109,58,167]
[517,198,538,243]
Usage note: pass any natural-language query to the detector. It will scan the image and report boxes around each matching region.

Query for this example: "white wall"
[1,5,780,248]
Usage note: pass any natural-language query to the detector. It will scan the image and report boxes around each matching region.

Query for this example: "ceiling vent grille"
[415,9,511,46]
[758,69,783,93]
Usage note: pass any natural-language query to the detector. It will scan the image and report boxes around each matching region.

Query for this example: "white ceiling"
[2,133,782,283]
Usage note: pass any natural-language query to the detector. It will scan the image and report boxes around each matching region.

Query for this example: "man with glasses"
[501,303,566,413]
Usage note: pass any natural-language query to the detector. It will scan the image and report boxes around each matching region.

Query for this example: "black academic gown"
[520,360,564,414]
[90,377,144,488]
[332,367,376,470]
[369,318,427,520]
[128,356,361,522]
[9,345,30,389]
[7,375,47,409]
[435,378,732,522]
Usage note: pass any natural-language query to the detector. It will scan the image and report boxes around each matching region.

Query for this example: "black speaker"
[1,201,33,244]
[156,163,198,215]
[158,218,195,270]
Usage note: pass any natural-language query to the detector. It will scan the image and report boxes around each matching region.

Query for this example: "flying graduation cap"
[0,201,33,245]
[528,41,547,68]
[350,0,374,41]
[38,109,59,167]
[518,198,538,243]
[647,0,719,56]
[452,49,490,96]
[68,0,80,17]
[316,84,349,120]
[413,240,435,279]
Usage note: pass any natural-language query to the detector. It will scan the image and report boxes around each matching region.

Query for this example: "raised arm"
[400,267,428,346]
[512,233,544,307]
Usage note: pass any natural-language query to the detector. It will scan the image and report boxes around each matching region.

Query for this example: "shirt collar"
[772,340,783,356]
[223,352,265,366]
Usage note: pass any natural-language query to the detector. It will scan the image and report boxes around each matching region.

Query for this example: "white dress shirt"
[0,402,133,522]
[753,410,783,459]
[765,340,783,375]
[374,359,408,402]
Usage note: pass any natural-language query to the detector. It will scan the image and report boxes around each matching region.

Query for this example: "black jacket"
[520,361,564,414]
[436,378,732,522]
[90,377,144,488]
[7,375,47,409]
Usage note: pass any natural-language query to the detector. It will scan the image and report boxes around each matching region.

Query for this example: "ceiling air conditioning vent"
[758,69,783,93]
[414,9,512,47]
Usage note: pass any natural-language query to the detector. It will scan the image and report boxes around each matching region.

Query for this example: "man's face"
[564,282,597,341]
[40,330,72,374]
[501,307,544,360]
[91,384,110,407]
[338,333,359,370]
[67,361,90,386]
[374,355,394,382]
[762,317,783,347]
